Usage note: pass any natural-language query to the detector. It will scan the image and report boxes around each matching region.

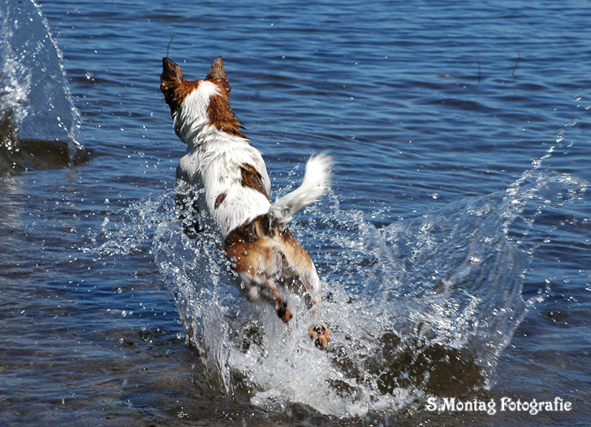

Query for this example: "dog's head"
[160,56,244,139]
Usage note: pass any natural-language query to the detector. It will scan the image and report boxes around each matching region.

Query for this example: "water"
[0,0,85,170]
[1,0,590,425]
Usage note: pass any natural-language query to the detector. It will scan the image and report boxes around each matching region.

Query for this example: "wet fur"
[160,56,331,349]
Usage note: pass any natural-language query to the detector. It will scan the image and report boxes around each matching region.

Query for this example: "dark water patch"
[0,137,89,172]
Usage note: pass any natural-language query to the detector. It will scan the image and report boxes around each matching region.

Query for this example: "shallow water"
[1,0,591,425]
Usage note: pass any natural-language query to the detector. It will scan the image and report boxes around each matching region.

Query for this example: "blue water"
[1,0,590,425]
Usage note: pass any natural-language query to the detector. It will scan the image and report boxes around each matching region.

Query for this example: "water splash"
[0,0,86,172]
[92,157,587,417]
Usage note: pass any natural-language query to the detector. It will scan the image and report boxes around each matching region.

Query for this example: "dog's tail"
[270,153,333,228]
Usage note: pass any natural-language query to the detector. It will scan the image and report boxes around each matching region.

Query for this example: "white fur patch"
[174,81,221,143]
[176,136,272,236]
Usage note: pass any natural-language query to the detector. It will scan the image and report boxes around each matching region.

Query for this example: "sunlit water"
[1,0,591,426]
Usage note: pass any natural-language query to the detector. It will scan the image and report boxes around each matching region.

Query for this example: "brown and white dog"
[160,56,331,349]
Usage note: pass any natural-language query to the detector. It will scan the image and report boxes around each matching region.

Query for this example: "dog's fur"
[160,56,331,349]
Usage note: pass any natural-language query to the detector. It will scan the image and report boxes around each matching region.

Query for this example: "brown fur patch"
[225,214,314,285]
[226,214,271,246]
[214,192,227,209]
[205,57,245,137]
[206,90,245,137]
[225,215,275,287]
[160,57,201,116]
[240,164,270,200]
[276,228,317,281]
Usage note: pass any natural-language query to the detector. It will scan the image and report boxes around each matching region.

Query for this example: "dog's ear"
[161,57,183,85]
[161,58,185,115]
[206,56,231,94]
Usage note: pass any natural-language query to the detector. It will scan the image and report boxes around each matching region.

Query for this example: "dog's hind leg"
[278,247,330,350]
[238,274,293,323]
[296,272,330,350]
[265,278,293,323]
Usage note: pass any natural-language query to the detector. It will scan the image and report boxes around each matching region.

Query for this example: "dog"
[160,56,331,349]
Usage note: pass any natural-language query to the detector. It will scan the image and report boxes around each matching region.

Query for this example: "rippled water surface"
[1,0,591,425]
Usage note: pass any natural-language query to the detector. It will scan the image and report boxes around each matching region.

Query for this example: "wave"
[0,0,87,173]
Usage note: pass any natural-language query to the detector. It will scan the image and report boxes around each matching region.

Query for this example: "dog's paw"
[276,300,293,323]
[308,323,330,350]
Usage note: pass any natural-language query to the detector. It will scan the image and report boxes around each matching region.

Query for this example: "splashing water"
[0,0,86,171]
[93,144,587,417]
